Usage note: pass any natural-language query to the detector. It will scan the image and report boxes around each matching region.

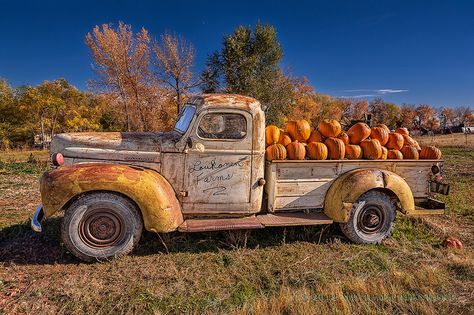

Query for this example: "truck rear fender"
[324,168,415,222]
[40,163,183,233]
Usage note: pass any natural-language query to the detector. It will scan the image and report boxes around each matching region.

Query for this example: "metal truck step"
[179,217,263,232]
[257,212,333,226]
[179,212,333,232]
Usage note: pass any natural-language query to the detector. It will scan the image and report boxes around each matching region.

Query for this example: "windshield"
[174,105,196,133]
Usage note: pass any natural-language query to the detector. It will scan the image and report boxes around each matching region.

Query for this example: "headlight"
[51,152,64,166]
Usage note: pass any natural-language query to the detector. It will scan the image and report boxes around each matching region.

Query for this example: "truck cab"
[163,94,265,215]
[32,94,449,262]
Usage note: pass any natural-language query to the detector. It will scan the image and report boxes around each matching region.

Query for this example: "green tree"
[201,23,293,125]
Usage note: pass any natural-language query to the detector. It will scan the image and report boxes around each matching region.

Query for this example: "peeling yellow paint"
[40,163,183,233]
[324,168,415,222]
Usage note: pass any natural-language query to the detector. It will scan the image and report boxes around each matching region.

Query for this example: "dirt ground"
[0,138,473,314]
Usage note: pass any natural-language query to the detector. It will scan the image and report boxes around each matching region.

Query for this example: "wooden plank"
[276,180,332,197]
[274,194,326,210]
[276,165,338,180]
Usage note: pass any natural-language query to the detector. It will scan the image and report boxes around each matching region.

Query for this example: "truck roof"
[187,93,262,112]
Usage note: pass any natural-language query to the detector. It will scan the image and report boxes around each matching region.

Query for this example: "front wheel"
[339,190,396,244]
[61,192,143,262]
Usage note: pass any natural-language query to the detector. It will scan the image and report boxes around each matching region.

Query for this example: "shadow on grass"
[0,218,76,265]
[135,223,344,257]
[0,217,344,265]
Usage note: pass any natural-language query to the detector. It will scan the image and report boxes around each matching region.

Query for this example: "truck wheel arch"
[324,168,415,222]
[40,163,184,233]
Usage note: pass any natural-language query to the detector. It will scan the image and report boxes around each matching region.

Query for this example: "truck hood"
[51,131,181,163]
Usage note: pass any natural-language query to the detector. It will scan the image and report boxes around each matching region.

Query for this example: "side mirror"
[186,137,193,148]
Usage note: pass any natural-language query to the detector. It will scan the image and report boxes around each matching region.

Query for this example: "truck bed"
[264,159,441,212]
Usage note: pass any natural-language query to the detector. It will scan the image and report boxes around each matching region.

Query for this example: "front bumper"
[31,204,44,232]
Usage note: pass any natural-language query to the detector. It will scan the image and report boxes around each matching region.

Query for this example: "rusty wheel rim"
[79,208,125,248]
[357,205,385,234]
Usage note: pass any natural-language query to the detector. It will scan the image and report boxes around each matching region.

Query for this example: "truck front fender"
[324,168,415,222]
[40,163,183,233]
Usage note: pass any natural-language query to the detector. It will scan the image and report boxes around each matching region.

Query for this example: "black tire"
[61,192,143,262]
[339,190,396,244]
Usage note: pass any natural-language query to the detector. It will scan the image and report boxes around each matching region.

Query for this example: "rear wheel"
[339,190,396,244]
[61,192,143,262]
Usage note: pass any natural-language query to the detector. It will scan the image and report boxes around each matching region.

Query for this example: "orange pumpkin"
[387,149,403,159]
[402,135,418,147]
[376,124,391,134]
[386,133,405,150]
[380,146,388,160]
[413,139,421,151]
[401,145,419,159]
[286,120,311,142]
[265,125,280,146]
[277,131,292,147]
[370,126,389,146]
[324,137,345,160]
[360,139,382,160]
[306,142,328,160]
[395,127,409,136]
[287,141,306,160]
[443,237,463,250]
[337,132,350,145]
[307,130,325,143]
[265,143,287,161]
[345,144,362,159]
[318,119,342,138]
[347,122,371,144]
[420,146,442,159]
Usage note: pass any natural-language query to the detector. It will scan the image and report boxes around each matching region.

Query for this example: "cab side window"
[197,113,247,140]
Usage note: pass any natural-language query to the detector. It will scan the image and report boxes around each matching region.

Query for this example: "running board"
[257,212,333,226]
[179,212,333,232]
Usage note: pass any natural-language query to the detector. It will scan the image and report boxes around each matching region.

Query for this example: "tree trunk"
[175,77,181,114]
[50,107,60,141]
[40,112,46,150]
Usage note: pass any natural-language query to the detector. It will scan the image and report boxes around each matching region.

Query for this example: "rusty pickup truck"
[31,94,449,262]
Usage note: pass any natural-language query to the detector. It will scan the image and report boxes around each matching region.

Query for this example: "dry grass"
[0,136,473,314]
[414,133,474,148]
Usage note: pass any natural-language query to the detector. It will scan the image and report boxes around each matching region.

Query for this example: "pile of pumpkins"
[265,119,442,161]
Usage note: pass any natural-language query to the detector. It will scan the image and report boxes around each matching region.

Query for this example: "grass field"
[0,136,473,314]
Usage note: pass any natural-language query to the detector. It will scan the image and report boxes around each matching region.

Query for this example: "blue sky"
[0,0,473,107]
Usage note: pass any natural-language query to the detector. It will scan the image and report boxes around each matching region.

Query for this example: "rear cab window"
[197,113,247,140]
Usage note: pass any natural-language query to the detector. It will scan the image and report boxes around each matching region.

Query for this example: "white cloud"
[339,94,377,98]
[377,89,408,94]
[337,89,408,98]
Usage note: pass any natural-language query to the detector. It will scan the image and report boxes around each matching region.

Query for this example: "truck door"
[182,109,253,213]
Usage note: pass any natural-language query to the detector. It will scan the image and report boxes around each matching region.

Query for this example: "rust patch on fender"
[40,163,183,233]
[324,168,415,222]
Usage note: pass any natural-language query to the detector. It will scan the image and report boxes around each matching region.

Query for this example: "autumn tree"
[369,98,401,129]
[0,79,18,148]
[152,33,198,113]
[18,79,104,147]
[336,98,370,127]
[415,104,436,129]
[440,107,455,128]
[86,22,155,131]
[201,23,293,125]
[282,77,317,122]
[454,106,474,126]
[400,104,417,129]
